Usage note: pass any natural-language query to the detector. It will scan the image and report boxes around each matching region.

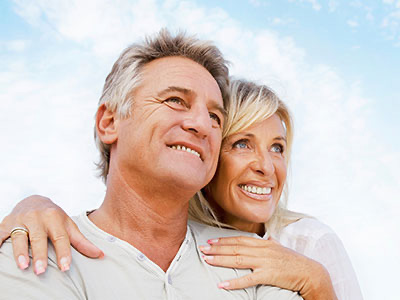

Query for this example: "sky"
[1,0,399,299]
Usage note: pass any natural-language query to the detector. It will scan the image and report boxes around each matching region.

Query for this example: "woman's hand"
[200,236,337,300]
[0,195,104,274]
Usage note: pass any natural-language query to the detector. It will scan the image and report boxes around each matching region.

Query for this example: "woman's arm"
[305,230,364,300]
[200,236,338,300]
[0,195,103,273]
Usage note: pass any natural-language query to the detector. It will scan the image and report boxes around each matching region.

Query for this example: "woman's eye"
[271,144,284,154]
[233,139,249,149]
[209,113,221,126]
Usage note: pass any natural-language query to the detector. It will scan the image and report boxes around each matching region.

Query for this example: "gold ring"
[10,226,29,237]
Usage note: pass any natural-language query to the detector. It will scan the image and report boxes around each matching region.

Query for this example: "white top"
[0,212,302,300]
[275,218,363,300]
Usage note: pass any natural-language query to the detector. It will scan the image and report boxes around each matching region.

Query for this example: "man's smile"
[168,144,201,159]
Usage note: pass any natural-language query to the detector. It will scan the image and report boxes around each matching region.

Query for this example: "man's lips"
[167,142,203,160]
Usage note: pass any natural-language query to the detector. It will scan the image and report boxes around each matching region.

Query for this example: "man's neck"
[89,169,192,272]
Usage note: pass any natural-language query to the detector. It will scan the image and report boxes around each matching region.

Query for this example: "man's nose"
[181,104,212,138]
[251,151,275,176]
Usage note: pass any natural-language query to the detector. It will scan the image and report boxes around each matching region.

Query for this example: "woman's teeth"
[239,184,271,195]
[170,145,201,158]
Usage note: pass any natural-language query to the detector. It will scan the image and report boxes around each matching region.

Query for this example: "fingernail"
[218,281,230,289]
[18,255,28,269]
[60,257,70,272]
[98,251,105,259]
[35,260,45,275]
[202,255,214,261]
[207,239,219,244]
[199,245,211,252]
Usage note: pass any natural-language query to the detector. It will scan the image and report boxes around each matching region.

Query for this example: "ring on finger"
[10,226,29,237]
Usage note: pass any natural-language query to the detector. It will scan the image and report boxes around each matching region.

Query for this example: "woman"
[0,79,363,299]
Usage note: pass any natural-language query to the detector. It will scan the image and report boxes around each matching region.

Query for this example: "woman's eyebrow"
[274,136,287,143]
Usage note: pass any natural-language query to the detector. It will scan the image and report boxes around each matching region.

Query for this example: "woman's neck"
[223,215,265,236]
[206,196,265,236]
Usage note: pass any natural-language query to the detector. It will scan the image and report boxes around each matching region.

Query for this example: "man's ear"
[96,103,119,145]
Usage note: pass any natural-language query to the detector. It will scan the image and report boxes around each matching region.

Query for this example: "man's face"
[113,56,225,193]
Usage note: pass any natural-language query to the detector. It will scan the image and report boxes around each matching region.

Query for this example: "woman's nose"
[251,151,275,176]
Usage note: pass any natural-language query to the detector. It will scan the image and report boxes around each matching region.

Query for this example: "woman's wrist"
[301,261,337,300]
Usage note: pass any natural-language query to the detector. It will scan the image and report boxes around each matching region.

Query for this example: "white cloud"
[347,19,359,27]
[248,0,267,7]
[12,0,43,26]
[2,39,30,52]
[366,10,374,21]
[12,0,166,58]
[381,9,400,43]
[305,0,322,11]
[289,0,322,11]
[271,17,295,25]
[328,0,339,12]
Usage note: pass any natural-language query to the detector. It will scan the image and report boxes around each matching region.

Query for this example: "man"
[0,30,301,299]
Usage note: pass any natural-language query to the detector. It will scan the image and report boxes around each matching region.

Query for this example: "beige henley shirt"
[0,212,302,300]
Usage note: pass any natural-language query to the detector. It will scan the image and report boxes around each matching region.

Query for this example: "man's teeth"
[239,184,271,195]
[170,145,201,158]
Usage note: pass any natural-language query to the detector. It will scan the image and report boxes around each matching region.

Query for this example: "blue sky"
[216,0,400,145]
[1,1,399,299]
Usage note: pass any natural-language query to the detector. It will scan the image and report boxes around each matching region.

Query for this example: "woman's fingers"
[29,226,49,275]
[217,273,261,290]
[203,252,259,269]
[68,221,104,259]
[0,226,9,247]
[10,230,30,270]
[47,226,72,272]
[200,243,266,257]
[208,235,269,247]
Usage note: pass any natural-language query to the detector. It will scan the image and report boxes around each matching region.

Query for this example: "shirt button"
[107,236,116,242]
[137,253,146,262]
[167,275,172,285]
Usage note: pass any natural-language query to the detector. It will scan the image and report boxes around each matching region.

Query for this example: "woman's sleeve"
[310,230,363,300]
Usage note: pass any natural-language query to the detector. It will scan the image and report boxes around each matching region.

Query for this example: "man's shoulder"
[0,238,84,299]
[188,220,258,244]
[187,221,303,300]
[257,285,303,299]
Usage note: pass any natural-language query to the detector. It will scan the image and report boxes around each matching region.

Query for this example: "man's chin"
[162,168,209,192]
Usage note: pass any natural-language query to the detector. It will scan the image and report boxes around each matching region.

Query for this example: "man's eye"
[165,97,184,106]
[271,144,284,154]
[209,113,221,126]
[232,139,249,149]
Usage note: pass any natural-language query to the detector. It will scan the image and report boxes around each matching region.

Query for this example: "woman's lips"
[238,184,273,201]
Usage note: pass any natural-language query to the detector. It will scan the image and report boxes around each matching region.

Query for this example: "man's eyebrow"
[157,86,193,97]
[210,102,227,119]
[158,86,226,118]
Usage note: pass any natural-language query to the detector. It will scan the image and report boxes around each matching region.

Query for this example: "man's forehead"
[139,56,223,105]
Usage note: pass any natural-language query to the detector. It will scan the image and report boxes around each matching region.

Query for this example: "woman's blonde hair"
[188,79,307,237]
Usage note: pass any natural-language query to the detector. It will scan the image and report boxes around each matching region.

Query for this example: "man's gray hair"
[95,29,230,182]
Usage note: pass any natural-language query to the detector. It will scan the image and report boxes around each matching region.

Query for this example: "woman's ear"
[96,103,119,145]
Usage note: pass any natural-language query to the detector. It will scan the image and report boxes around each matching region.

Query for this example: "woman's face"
[208,114,287,232]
